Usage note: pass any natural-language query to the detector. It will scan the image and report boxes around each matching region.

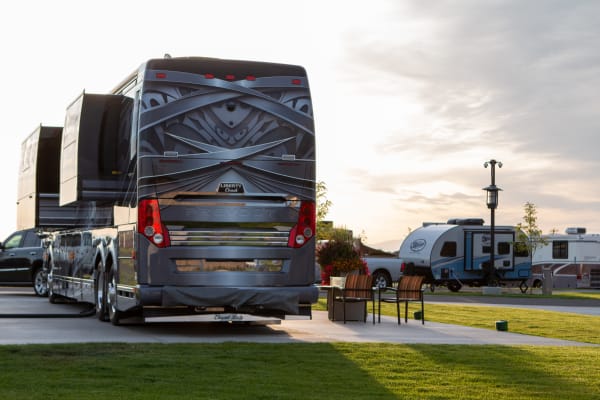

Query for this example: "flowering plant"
[317,240,369,285]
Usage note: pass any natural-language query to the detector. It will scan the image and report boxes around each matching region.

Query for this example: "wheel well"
[31,259,44,277]
[372,269,392,284]
[373,268,391,278]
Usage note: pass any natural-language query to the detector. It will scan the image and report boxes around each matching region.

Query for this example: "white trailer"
[532,227,600,289]
[399,218,531,292]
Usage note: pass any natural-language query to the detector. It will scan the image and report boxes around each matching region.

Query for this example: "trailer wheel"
[372,270,392,289]
[107,268,122,326]
[447,281,462,292]
[95,261,109,321]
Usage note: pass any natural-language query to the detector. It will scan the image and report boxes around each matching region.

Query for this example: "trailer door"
[470,231,514,271]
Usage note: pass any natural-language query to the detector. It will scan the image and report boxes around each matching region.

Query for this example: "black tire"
[372,270,392,288]
[95,261,109,321]
[532,279,542,289]
[447,281,462,292]
[429,283,435,293]
[107,267,122,326]
[32,268,48,297]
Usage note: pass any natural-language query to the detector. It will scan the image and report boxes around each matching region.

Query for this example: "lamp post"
[483,159,502,286]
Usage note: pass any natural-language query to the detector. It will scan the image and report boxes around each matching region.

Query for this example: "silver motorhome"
[532,227,600,289]
[399,218,531,292]
[20,57,318,323]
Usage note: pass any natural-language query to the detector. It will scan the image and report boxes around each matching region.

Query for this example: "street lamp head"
[482,184,502,209]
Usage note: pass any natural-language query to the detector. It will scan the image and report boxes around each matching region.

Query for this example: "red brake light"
[138,199,170,248]
[288,201,315,248]
[156,72,167,79]
[292,79,301,85]
[401,262,406,272]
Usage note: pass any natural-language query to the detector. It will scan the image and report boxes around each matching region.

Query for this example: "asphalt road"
[424,292,600,316]
[0,287,597,346]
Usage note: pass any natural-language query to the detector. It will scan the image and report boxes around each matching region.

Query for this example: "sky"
[1,0,599,251]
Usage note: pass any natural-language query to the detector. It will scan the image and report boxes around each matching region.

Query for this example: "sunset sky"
[1,0,599,250]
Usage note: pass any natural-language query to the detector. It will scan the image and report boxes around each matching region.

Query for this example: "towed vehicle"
[0,229,48,296]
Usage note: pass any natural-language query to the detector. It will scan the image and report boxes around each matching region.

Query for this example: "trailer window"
[440,241,457,257]
[498,242,510,255]
[552,241,568,259]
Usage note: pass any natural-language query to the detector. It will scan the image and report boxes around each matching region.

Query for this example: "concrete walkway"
[270,311,597,346]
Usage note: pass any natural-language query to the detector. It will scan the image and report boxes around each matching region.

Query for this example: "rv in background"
[399,218,531,292]
[532,227,600,289]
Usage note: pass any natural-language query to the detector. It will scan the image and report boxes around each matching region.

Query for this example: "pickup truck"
[363,255,404,288]
[0,229,48,296]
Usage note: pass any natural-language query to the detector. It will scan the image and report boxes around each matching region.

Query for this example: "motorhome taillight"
[288,201,315,248]
[401,262,406,273]
[156,72,167,79]
[138,199,170,248]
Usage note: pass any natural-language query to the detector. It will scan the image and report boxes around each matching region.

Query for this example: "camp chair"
[378,275,425,325]
[332,274,375,324]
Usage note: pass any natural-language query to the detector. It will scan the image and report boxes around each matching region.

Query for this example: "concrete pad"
[271,311,597,346]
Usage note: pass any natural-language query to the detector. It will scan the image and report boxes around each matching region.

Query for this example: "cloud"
[342,0,600,160]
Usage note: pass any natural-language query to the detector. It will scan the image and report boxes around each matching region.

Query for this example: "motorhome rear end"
[399,218,531,292]
[27,56,318,323]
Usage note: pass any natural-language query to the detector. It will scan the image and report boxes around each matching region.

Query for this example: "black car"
[0,229,48,296]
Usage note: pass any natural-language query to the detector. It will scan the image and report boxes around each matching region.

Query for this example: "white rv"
[532,227,600,289]
[399,218,531,292]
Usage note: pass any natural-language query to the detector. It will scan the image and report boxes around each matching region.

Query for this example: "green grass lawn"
[0,343,598,399]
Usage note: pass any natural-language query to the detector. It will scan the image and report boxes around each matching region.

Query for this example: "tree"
[516,201,547,256]
[316,181,334,240]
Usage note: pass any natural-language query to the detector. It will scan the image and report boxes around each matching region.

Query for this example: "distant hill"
[364,239,402,254]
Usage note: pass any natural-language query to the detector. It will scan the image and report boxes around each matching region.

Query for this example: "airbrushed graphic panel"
[137,70,315,199]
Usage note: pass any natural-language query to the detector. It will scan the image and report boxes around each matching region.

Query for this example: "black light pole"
[483,160,502,286]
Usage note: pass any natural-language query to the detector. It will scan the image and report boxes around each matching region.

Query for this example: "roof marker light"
[225,74,236,81]
[292,79,301,85]
[204,73,215,79]
[246,75,256,81]
[156,72,167,79]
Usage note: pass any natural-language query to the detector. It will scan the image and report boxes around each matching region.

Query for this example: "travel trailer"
[532,227,600,289]
[399,218,531,292]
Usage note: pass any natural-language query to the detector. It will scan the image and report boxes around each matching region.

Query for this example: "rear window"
[23,231,41,247]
